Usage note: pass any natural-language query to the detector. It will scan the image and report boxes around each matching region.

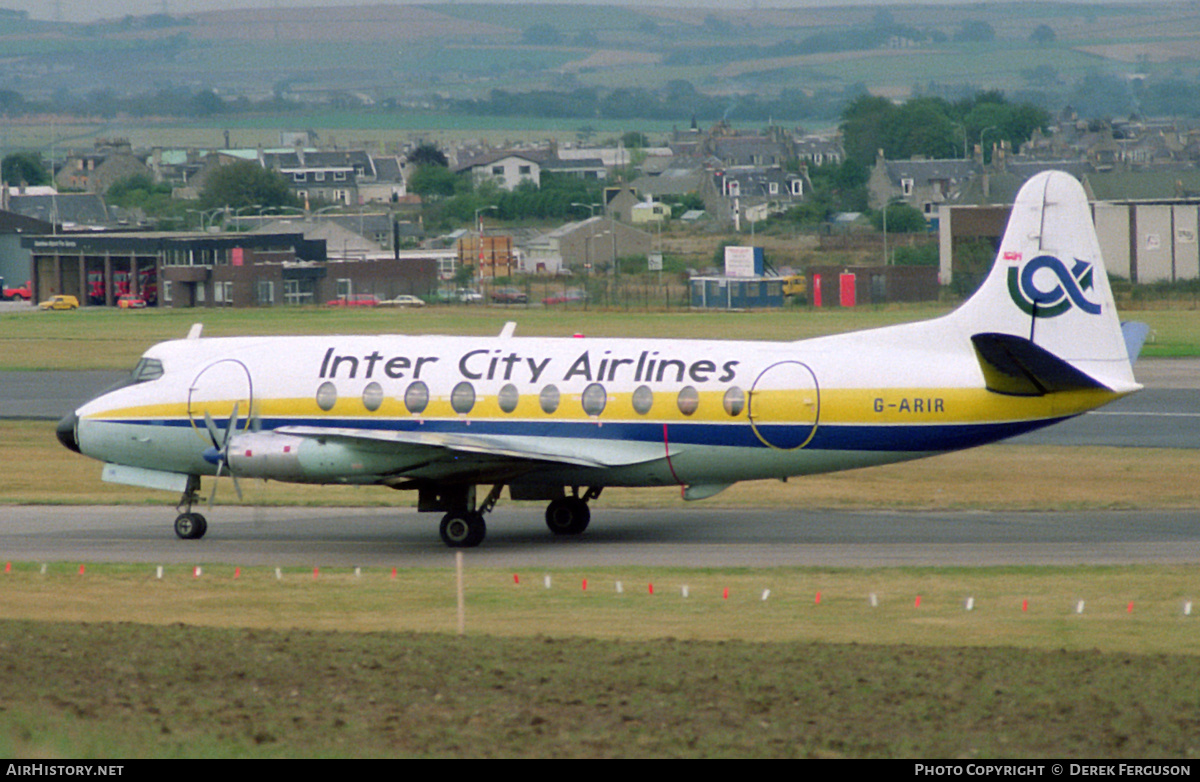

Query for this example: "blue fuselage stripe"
[121,415,1071,453]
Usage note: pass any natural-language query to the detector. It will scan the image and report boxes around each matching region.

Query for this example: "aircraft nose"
[56,411,81,454]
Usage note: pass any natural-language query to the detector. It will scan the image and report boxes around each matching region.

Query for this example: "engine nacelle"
[224,430,400,484]
[225,431,308,481]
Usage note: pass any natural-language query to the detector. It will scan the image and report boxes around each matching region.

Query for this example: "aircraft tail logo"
[1006,254,1101,318]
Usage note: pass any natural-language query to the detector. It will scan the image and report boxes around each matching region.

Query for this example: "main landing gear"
[174,475,207,540]
[435,485,603,548]
[545,487,602,536]
[438,484,503,548]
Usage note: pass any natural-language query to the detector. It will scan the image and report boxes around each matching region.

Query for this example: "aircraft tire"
[545,497,590,536]
[439,511,486,548]
[174,512,207,540]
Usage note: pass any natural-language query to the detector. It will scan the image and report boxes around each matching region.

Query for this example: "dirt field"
[3,617,1198,758]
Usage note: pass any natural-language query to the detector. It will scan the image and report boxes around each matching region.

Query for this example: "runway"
[1,360,1196,568]
[3,505,1199,568]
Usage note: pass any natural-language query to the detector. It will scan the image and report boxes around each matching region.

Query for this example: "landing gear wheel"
[439,511,486,548]
[174,512,208,540]
[545,497,590,536]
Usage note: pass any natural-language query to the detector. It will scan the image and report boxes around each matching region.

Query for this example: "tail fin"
[951,170,1138,393]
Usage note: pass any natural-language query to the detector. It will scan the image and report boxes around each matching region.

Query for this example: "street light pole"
[980,125,998,165]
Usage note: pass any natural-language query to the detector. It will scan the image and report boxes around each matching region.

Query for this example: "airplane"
[56,171,1144,548]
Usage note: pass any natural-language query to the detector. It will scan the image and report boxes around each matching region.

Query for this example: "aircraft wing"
[273,425,673,470]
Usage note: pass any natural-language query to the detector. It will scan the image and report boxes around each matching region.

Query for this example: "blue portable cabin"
[689,275,785,310]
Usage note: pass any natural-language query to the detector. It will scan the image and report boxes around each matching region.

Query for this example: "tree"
[407,165,460,199]
[872,201,927,233]
[199,160,296,211]
[407,143,448,168]
[839,93,896,165]
[1030,24,1056,45]
[955,21,995,43]
[620,131,649,149]
[2,151,50,186]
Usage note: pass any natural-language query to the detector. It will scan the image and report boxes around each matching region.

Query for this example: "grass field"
[2,302,1198,371]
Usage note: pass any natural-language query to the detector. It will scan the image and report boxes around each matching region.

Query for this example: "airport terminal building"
[21,231,437,307]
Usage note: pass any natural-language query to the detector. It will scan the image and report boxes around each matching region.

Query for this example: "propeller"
[202,402,244,509]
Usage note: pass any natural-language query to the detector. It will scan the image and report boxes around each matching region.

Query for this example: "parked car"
[2,280,32,301]
[117,295,147,309]
[456,288,483,304]
[326,295,381,307]
[380,295,426,307]
[542,288,588,305]
[490,286,528,304]
[38,294,79,311]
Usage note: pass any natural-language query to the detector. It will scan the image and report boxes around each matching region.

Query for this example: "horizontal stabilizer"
[1121,321,1151,363]
[971,332,1111,396]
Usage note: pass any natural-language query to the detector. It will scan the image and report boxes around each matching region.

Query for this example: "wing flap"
[274,425,671,469]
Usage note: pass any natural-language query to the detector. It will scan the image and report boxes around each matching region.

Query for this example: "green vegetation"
[199,161,298,212]
[0,150,50,186]
[840,91,1050,167]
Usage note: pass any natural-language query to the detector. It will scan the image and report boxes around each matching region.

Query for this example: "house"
[250,218,387,261]
[705,167,810,227]
[541,156,607,182]
[523,217,651,275]
[54,139,154,195]
[604,184,641,223]
[454,151,544,190]
[630,197,669,226]
[793,135,844,167]
[4,187,114,229]
[262,148,370,207]
[360,154,407,203]
[867,153,981,217]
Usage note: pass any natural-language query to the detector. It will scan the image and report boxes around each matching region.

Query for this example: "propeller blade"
[207,460,224,510]
[226,402,240,445]
[203,401,247,511]
[203,411,221,448]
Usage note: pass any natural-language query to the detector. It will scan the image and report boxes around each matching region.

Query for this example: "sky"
[7,0,1123,25]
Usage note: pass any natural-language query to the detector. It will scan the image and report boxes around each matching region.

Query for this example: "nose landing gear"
[174,475,207,540]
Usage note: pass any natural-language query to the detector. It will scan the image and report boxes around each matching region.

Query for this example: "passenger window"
[362,381,384,412]
[316,381,337,412]
[581,383,607,417]
[498,383,519,414]
[631,385,654,415]
[451,382,476,414]
[539,384,560,414]
[677,386,699,416]
[723,387,745,417]
[404,381,429,414]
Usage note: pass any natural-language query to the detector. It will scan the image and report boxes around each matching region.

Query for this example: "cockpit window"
[132,358,164,383]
